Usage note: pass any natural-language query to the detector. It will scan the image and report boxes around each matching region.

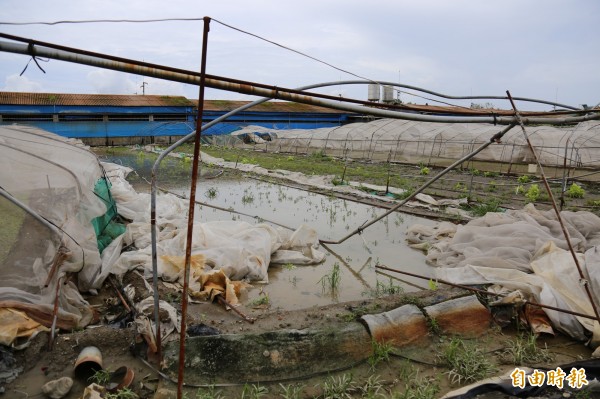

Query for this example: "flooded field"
[98,149,436,310]
[175,178,434,309]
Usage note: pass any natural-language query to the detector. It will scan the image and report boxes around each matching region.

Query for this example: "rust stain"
[371,317,429,347]
[434,306,491,337]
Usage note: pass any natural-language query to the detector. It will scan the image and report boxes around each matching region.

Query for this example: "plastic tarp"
[228,120,600,167]
[100,162,326,289]
[407,204,600,345]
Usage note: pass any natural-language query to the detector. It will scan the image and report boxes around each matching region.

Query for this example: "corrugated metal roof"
[0,92,350,113]
[0,92,193,107]
[0,92,521,115]
[202,100,349,113]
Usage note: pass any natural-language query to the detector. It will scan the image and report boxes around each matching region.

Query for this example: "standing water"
[177,178,437,309]
[99,150,437,310]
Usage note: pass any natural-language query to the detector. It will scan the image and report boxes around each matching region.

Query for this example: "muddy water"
[98,151,436,310]
[172,178,436,309]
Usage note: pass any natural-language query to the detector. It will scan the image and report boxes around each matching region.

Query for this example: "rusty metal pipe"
[216,295,256,324]
[48,276,63,350]
[1,38,599,125]
[0,32,584,112]
[177,16,211,399]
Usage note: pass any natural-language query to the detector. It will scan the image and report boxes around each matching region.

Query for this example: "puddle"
[99,150,437,310]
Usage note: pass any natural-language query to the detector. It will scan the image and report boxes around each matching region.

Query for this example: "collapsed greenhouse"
[0,124,327,345]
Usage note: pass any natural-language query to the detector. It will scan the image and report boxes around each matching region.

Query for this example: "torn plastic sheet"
[135,297,180,352]
[101,162,326,287]
[408,204,600,345]
[0,308,49,347]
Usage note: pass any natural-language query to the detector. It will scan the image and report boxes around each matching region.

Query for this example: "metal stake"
[506,90,600,324]
[177,16,211,399]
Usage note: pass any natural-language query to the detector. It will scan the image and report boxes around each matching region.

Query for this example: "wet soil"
[4,282,596,399]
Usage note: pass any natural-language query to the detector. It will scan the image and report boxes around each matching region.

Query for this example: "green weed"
[397,359,416,382]
[321,373,354,399]
[241,192,255,204]
[368,339,393,370]
[427,279,438,291]
[205,187,218,199]
[282,263,297,271]
[502,333,554,365]
[241,383,268,399]
[88,369,111,385]
[465,198,501,216]
[401,295,424,308]
[363,278,403,298]
[392,375,439,399]
[517,175,531,184]
[453,182,467,192]
[515,185,525,195]
[196,385,224,399]
[427,317,441,335]
[278,383,304,399]
[587,199,600,208]
[250,291,270,308]
[105,388,139,399]
[357,374,385,398]
[440,338,497,384]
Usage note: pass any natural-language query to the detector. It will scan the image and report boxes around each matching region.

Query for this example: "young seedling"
[318,262,341,295]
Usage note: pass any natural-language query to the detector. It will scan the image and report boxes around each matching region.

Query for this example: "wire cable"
[0,16,476,110]
[0,18,206,25]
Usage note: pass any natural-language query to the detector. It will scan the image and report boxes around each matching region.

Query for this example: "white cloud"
[1,0,599,108]
[2,74,44,92]
[86,69,138,94]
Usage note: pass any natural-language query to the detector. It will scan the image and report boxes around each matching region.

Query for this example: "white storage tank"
[368,84,380,102]
[382,85,395,103]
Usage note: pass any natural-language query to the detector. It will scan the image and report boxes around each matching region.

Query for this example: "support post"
[177,16,211,399]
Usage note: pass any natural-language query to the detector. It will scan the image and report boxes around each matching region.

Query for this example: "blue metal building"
[0,92,355,145]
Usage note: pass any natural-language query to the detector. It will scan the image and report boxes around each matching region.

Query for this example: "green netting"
[92,178,125,253]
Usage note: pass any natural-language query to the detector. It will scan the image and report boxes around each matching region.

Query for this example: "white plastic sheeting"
[0,126,110,330]
[101,163,326,288]
[230,120,600,167]
[407,204,600,345]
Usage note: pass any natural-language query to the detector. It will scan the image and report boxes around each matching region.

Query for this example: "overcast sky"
[1,0,599,111]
